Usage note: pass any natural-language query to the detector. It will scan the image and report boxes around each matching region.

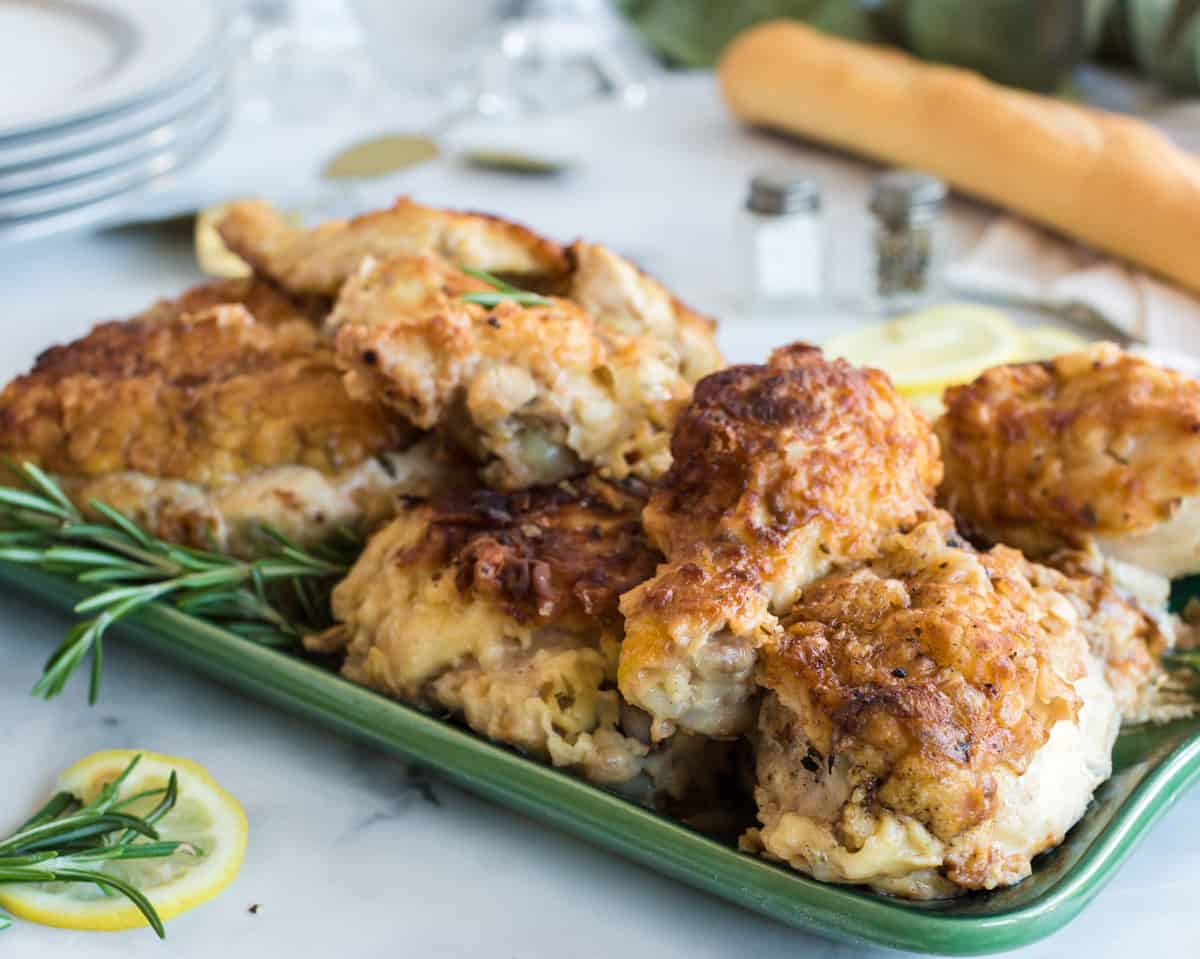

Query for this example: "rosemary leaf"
[461,291,552,307]
[0,756,186,938]
[458,267,551,307]
[0,462,360,703]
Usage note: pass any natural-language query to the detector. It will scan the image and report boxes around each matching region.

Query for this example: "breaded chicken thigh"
[936,344,1200,581]
[618,344,943,739]
[311,475,723,802]
[335,292,692,489]
[566,241,723,382]
[0,304,456,555]
[217,197,569,298]
[219,200,723,383]
[750,521,1119,898]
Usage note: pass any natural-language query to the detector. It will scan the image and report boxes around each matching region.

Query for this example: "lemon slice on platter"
[194,203,252,279]
[1011,325,1090,362]
[904,389,947,419]
[0,750,247,932]
[824,304,1021,395]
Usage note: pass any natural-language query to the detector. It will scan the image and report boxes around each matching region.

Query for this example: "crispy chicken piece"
[335,294,691,489]
[219,199,724,383]
[749,521,1119,898]
[134,276,323,327]
[1031,550,1181,722]
[0,304,459,555]
[936,344,1200,581]
[618,344,943,739]
[310,475,725,802]
[217,197,570,299]
[323,253,493,332]
[566,241,723,382]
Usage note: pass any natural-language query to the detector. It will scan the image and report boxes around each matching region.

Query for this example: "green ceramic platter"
[4,561,1199,956]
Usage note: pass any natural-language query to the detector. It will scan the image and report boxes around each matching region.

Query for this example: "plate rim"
[0,78,231,193]
[0,100,229,245]
[0,90,230,219]
[0,0,228,140]
[2,560,1197,956]
[0,49,233,171]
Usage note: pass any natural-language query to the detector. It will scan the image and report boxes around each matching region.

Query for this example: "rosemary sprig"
[0,462,359,704]
[460,266,551,306]
[0,754,189,939]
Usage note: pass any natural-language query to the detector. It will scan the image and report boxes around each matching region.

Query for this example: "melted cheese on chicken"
[0,304,448,554]
[335,295,690,489]
[751,521,1119,898]
[310,476,725,802]
[936,344,1200,580]
[619,344,942,740]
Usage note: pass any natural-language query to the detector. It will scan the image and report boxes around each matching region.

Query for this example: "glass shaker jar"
[868,170,947,314]
[739,173,825,317]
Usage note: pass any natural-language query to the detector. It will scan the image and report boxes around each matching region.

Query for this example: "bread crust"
[718,21,1200,293]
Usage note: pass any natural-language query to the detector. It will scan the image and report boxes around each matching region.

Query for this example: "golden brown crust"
[936,344,1200,554]
[565,241,723,383]
[323,252,492,332]
[395,475,659,630]
[133,276,325,328]
[618,344,942,739]
[751,520,1118,897]
[310,474,723,799]
[335,293,690,489]
[218,197,569,298]
[1026,549,1170,720]
[0,306,407,485]
[763,525,1083,839]
[0,301,454,554]
[645,343,942,581]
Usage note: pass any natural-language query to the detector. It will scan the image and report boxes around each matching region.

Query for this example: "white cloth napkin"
[947,216,1200,355]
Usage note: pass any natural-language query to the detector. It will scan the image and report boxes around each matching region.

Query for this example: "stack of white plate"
[0,0,234,245]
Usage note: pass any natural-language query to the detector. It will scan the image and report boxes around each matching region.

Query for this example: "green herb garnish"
[460,266,551,307]
[0,754,188,939]
[0,462,358,704]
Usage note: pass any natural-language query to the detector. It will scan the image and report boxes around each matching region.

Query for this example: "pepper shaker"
[739,173,826,316]
[868,170,947,313]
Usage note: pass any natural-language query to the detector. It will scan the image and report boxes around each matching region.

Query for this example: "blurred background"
[6,0,1200,389]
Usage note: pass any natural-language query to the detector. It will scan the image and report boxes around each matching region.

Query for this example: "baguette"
[718,21,1200,295]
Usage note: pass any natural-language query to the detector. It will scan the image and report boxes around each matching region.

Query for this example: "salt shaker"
[868,170,947,313]
[739,173,825,315]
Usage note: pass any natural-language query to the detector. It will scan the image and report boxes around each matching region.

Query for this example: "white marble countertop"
[3,74,1200,958]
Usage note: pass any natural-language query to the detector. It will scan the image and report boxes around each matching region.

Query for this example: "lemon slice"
[905,390,945,419]
[0,750,247,932]
[1012,325,1090,362]
[195,203,252,278]
[824,304,1020,395]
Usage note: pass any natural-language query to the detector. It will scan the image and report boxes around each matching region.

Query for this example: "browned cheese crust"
[134,276,325,327]
[1,306,403,483]
[311,476,724,800]
[752,521,1117,897]
[936,344,1200,558]
[565,240,723,383]
[394,476,660,633]
[645,343,943,571]
[0,304,449,553]
[618,344,943,740]
[323,252,493,332]
[335,294,691,489]
[218,197,570,298]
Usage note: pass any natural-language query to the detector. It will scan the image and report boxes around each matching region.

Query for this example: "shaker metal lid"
[869,170,946,225]
[747,172,821,214]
